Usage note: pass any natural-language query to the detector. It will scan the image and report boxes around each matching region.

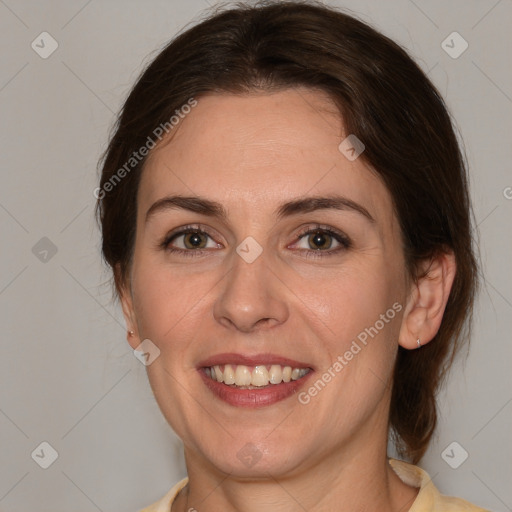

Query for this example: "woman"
[96,1,488,510]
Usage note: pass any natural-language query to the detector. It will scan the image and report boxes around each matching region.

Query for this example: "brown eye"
[291,226,351,257]
[182,231,208,249]
[161,226,220,255]
[307,231,334,250]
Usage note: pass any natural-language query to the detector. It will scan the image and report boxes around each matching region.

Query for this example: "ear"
[398,251,456,350]
[116,263,140,350]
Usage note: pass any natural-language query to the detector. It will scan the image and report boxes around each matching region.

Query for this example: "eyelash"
[159,223,352,259]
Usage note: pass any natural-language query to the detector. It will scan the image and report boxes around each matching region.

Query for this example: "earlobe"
[116,264,140,350]
[398,251,456,350]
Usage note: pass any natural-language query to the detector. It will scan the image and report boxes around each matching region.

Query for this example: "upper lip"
[198,352,313,370]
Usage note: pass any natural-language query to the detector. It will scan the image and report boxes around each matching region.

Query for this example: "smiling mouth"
[203,364,312,389]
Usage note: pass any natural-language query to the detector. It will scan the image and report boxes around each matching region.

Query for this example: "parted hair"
[96,0,478,463]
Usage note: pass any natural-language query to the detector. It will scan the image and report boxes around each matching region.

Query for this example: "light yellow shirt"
[139,458,490,511]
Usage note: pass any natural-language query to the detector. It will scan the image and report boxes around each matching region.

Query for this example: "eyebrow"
[145,194,375,224]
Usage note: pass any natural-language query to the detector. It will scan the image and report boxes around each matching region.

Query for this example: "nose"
[213,249,289,333]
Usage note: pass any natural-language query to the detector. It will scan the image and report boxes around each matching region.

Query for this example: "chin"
[195,438,308,479]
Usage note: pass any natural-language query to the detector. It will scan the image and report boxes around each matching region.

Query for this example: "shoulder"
[137,477,189,512]
[389,459,491,512]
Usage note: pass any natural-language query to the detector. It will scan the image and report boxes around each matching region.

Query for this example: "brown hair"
[96,0,478,464]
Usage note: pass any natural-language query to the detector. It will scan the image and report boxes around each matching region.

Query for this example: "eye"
[291,225,351,256]
[159,224,351,258]
[161,225,221,256]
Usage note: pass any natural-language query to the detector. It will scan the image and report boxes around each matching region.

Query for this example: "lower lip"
[198,369,314,408]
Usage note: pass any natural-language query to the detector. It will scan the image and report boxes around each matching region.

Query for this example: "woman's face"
[122,88,410,478]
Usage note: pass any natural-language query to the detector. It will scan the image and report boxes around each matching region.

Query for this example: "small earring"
[128,330,134,337]
[416,338,421,349]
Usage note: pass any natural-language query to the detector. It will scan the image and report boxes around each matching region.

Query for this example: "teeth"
[214,365,224,383]
[235,365,252,386]
[291,368,301,380]
[223,364,235,385]
[206,364,310,387]
[269,364,282,384]
[251,366,269,386]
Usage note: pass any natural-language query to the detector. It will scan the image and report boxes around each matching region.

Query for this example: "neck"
[173,422,418,512]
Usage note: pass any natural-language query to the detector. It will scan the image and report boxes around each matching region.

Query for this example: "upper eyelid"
[164,224,220,243]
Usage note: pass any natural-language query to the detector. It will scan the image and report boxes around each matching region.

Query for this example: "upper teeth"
[205,364,310,387]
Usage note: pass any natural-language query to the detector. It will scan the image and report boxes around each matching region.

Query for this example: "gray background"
[0,0,510,511]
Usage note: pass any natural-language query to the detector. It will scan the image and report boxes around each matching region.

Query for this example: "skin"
[119,88,456,512]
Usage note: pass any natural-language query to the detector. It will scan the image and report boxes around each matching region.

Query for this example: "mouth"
[197,353,314,408]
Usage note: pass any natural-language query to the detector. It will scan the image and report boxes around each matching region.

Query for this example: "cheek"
[130,257,210,345]
[299,258,404,411]
[302,259,402,343]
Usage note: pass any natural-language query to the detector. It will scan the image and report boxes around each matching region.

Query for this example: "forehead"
[138,89,396,229]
